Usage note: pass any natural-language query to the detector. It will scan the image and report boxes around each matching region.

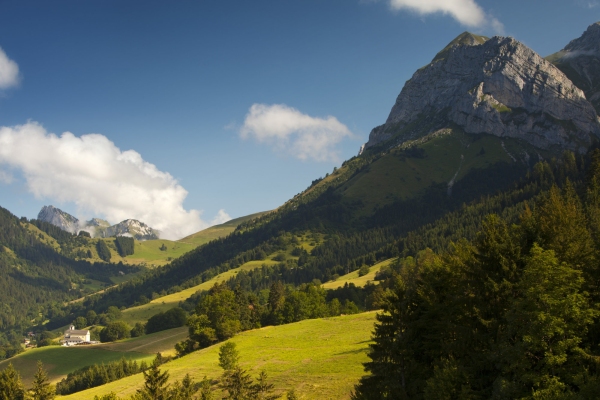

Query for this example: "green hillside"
[322,258,396,289]
[62,312,377,400]
[0,327,188,386]
[178,211,271,246]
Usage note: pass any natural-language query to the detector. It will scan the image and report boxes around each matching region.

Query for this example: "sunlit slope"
[338,131,536,215]
[121,232,323,326]
[178,211,271,246]
[322,258,396,289]
[62,312,377,400]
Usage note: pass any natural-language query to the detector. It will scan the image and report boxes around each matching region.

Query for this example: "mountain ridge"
[365,32,600,153]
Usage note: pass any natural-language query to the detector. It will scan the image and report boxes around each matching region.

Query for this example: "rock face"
[37,205,80,234]
[105,219,159,241]
[548,22,600,114]
[365,32,600,152]
[37,206,159,240]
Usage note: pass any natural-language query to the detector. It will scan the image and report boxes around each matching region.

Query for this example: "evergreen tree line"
[115,236,135,257]
[0,361,55,400]
[56,358,150,395]
[352,150,600,399]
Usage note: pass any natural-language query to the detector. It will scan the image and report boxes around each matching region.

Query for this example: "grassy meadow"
[61,311,378,400]
[322,258,396,289]
[0,327,188,386]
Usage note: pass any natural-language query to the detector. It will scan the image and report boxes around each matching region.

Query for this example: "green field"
[62,312,378,400]
[121,233,322,326]
[178,211,270,246]
[322,258,396,289]
[0,327,189,386]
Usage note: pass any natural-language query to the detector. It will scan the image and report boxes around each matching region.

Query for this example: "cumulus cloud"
[0,122,230,239]
[0,47,20,89]
[388,0,504,33]
[240,104,353,162]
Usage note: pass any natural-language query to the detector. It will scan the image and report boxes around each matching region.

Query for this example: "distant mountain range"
[37,205,160,240]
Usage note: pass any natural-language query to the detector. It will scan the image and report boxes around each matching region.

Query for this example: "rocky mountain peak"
[365,34,600,152]
[37,205,79,234]
[548,22,600,114]
[431,31,489,63]
[563,22,600,54]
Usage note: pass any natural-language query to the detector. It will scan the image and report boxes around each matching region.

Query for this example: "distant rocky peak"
[431,32,489,63]
[563,22,600,55]
[106,219,159,241]
[37,205,79,234]
[86,218,110,227]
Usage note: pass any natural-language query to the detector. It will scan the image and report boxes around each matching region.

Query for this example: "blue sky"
[0,0,599,238]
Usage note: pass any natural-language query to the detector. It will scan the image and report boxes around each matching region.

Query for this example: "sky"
[0,0,599,239]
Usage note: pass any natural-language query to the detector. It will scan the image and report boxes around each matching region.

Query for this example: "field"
[178,211,270,247]
[121,233,323,326]
[62,311,378,400]
[0,327,188,386]
[322,258,396,289]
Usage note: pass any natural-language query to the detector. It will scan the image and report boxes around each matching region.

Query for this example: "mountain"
[37,205,80,234]
[37,205,159,240]
[365,32,600,153]
[547,22,600,114]
[104,219,159,241]
[178,211,271,246]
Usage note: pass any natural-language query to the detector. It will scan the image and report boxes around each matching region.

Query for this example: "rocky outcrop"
[37,206,159,240]
[365,32,600,153]
[548,22,600,114]
[105,219,159,241]
[37,205,79,234]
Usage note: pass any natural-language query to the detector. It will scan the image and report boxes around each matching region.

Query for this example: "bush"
[358,265,370,277]
[131,322,146,338]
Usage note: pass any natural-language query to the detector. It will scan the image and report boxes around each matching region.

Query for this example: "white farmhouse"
[61,325,90,346]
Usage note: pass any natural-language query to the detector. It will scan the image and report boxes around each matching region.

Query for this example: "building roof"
[65,329,89,335]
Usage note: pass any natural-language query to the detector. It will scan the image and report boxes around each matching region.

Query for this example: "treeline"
[56,358,150,395]
[114,236,134,257]
[176,281,361,355]
[353,150,600,399]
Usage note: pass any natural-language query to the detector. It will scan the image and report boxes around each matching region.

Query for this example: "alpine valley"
[3,22,600,400]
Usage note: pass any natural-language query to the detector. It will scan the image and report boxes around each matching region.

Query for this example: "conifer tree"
[198,376,214,400]
[0,363,25,400]
[29,361,55,400]
[136,358,169,400]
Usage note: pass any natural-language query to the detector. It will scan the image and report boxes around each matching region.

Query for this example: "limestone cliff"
[365,32,600,152]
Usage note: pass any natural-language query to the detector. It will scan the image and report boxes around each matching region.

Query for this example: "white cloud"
[240,104,352,162]
[0,47,19,89]
[0,121,228,240]
[388,0,504,33]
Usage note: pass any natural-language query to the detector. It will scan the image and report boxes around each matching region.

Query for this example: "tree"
[131,322,146,338]
[187,314,217,348]
[252,370,277,400]
[96,240,111,262]
[136,358,169,400]
[218,342,240,371]
[114,236,135,257]
[198,377,214,400]
[73,316,87,330]
[168,374,197,400]
[0,363,25,400]
[29,361,55,400]
[100,321,131,342]
[219,367,254,400]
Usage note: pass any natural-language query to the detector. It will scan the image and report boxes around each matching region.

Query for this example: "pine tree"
[198,376,214,400]
[29,361,55,400]
[252,370,277,400]
[0,363,25,400]
[218,342,240,371]
[136,358,169,400]
[220,366,254,400]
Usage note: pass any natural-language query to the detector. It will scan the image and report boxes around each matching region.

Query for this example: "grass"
[178,211,270,247]
[339,131,515,214]
[121,232,322,326]
[62,311,378,400]
[322,258,396,290]
[0,327,189,386]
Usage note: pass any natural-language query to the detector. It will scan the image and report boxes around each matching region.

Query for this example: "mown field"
[62,312,378,400]
[0,327,188,386]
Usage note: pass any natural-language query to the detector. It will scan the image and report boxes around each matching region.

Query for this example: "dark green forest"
[353,152,600,398]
